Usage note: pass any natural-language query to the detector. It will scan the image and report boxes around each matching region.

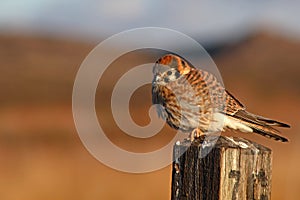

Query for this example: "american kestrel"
[152,54,290,142]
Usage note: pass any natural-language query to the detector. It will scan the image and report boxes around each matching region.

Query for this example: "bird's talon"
[190,128,204,141]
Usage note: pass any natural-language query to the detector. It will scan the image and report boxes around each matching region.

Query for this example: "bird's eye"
[166,71,172,76]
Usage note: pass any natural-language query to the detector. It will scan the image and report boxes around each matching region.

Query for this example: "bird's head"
[152,54,192,85]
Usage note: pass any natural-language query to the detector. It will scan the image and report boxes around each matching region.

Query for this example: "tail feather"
[229,110,290,142]
[238,118,289,142]
[253,128,289,142]
[255,115,290,128]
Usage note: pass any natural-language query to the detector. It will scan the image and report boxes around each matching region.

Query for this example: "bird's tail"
[230,110,290,142]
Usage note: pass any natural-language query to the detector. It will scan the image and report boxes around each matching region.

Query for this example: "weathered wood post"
[171,136,272,200]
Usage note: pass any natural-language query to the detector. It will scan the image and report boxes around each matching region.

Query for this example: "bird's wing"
[223,90,290,142]
[224,90,290,128]
[224,90,246,115]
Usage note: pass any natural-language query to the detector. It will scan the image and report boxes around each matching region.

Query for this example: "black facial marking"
[175,71,180,78]
[164,77,169,83]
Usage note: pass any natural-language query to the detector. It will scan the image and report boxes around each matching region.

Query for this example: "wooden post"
[171,136,272,200]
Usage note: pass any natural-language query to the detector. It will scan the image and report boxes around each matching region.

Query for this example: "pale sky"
[0,0,299,43]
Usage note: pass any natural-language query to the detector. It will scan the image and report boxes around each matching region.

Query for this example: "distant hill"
[1,32,300,106]
[0,34,93,105]
[213,32,300,97]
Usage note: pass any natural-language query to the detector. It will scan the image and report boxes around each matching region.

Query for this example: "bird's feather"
[227,110,289,142]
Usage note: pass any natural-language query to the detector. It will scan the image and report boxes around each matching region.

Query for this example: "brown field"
[0,33,300,200]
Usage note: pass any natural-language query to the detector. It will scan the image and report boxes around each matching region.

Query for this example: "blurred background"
[1,1,300,199]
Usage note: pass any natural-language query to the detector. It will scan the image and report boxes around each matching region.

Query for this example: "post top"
[175,136,271,153]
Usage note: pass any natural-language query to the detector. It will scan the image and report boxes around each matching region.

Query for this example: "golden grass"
[0,33,300,199]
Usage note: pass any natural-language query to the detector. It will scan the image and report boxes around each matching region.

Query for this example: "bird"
[151,54,290,142]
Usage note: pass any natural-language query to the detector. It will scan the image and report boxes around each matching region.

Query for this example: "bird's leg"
[189,128,204,141]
